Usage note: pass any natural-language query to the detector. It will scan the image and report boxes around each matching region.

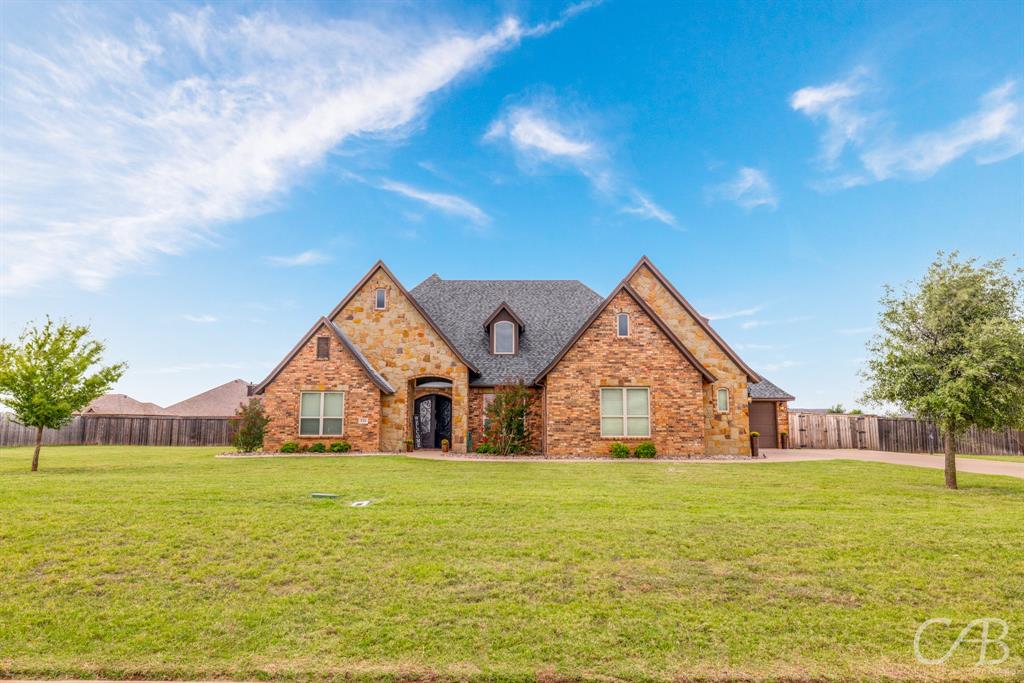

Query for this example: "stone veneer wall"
[544,290,704,457]
[467,386,544,453]
[332,268,469,453]
[628,265,752,455]
[261,323,381,451]
[776,401,789,448]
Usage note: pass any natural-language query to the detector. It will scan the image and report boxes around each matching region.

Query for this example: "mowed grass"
[1,447,1022,682]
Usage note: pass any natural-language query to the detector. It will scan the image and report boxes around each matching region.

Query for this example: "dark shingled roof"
[410,276,604,386]
[748,377,795,400]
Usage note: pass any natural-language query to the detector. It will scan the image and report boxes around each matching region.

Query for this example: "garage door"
[749,401,778,448]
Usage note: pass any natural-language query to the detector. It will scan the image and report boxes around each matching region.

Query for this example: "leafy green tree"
[826,404,846,414]
[232,398,270,452]
[862,252,1024,489]
[0,318,126,471]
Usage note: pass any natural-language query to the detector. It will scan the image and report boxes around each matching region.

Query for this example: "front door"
[749,401,778,449]
[413,394,452,449]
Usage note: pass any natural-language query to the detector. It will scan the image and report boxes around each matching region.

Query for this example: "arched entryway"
[413,394,452,449]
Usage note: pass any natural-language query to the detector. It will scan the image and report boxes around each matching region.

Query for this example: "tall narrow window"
[299,391,344,436]
[600,387,650,437]
[374,288,387,310]
[716,388,729,412]
[617,313,629,337]
[316,336,330,359]
[494,320,515,354]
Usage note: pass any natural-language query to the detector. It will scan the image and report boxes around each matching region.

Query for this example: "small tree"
[484,382,538,455]
[232,398,270,452]
[0,318,126,471]
[862,252,1024,489]
[826,404,846,414]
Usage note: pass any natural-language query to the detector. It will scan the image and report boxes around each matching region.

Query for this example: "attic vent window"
[494,321,515,354]
[316,337,330,359]
[374,288,387,310]
[617,313,630,337]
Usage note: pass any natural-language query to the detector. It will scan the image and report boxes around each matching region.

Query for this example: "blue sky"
[2,0,1022,409]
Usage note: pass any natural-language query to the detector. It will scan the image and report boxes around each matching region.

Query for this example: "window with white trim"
[600,387,650,437]
[716,388,729,413]
[374,288,387,310]
[617,313,629,337]
[494,320,515,354]
[299,391,344,436]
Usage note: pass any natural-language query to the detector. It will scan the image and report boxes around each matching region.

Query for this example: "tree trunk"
[943,426,957,490]
[31,425,43,472]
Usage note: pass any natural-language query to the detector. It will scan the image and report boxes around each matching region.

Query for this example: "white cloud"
[790,69,870,166]
[706,305,764,321]
[706,167,778,210]
[861,82,1023,180]
[147,361,247,374]
[265,250,331,267]
[0,4,584,293]
[485,97,676,226]
[760,360,802,372]
[182,314,217,323]
[792,71,1023,186]
[619,191,678,228]
[377,179,490,226]
[741,315,811,330]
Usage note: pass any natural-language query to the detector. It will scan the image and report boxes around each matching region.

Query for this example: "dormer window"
[374,288,387,310]
[617,313,629,337]
[484,302,524,356]
[494,321,515,354]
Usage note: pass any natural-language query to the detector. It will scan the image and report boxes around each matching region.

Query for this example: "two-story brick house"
[254,257,793,456]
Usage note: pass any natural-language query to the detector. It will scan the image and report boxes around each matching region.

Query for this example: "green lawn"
[919,452,1024,463]
[1,446,1022,682]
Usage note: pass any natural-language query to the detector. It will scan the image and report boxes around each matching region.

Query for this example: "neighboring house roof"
[748,377,795,401]
[81,394,166,416]
[327,260,480,374]
[254,316,395,395]
[163,379,253,417]
[623,256,763,383]
[411,275,604,387]
[532,282,717,385]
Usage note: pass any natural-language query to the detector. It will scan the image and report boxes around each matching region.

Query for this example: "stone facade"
[544,290,705,457]
[261,322,381,452]
[628,264,752,455]
[331,267,470,453]
[776,401,789,448]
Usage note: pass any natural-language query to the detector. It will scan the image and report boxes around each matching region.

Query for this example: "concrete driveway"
[761,448,1024,480]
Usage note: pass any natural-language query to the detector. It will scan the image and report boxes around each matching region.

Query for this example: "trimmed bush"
[309,442,326,453]
[609,442,630,458]
[231,399,270,453]
[634,441,657,459]
[280,442,299,453]
[475,442,493,454]
[330,441,352,453]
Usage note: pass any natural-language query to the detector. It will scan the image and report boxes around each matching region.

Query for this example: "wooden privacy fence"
[788,412,1024,455]
[0,413,236,447]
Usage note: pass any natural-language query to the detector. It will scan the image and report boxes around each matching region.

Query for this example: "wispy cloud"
[838,326,874,336]
[147,361,247,374]
[0,4,589,293]
[706,167,778,210]
[266,250,331,267]
[182,314,217,323]
[760,360,802,372]
[740,315,811,330]
[792,70,1023,187]
[706,305,764,321]
[377,179,490,226]
[485,96,677,226]
[619,191,678,228]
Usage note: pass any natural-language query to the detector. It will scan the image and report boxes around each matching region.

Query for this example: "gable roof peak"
[483,301,526,331]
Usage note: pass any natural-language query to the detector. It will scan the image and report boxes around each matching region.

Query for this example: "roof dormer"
[484,302,524,356]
